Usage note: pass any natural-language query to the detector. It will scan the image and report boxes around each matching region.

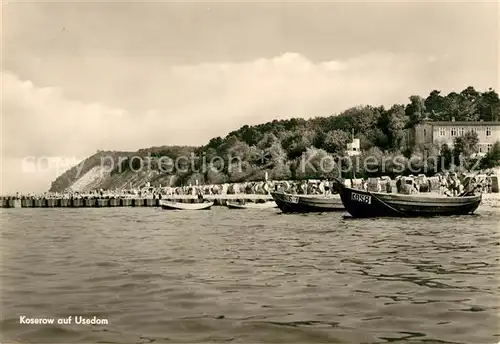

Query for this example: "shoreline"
[1,193,498,209]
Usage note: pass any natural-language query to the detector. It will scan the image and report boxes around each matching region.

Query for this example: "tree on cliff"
[281,129,315,160]
[378,104,408,151]
[322,130,351,155]
[424,90,447,120]
[453,131,479,156]
[405,95,427,126]
[478,88,500,121]
[481,141,500,169]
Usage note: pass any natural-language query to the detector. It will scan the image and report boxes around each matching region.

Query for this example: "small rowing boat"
[333,179,481,218]
[160,200,214,210]
[226,201,277,209]
[270,192,344,213]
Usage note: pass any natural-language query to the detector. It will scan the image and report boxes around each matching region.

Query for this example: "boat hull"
[160,201,213,210]
[270,192,344,213]
[337,185,481,218]
[226,201,277,209]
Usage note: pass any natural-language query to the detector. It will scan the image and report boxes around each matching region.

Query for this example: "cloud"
[0,51,495,193]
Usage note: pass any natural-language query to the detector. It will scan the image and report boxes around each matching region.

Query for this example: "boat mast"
[351,128,356,180]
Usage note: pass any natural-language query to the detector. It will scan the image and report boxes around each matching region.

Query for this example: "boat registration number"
[351,192,372,204]
[284,195,299,204]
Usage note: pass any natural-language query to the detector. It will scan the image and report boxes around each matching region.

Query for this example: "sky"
[1,0,499,194]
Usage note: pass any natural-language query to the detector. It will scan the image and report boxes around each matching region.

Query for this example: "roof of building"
[422,121,500,126]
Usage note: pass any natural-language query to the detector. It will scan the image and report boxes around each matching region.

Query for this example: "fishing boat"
[334,180,481,218]
[270,192,344,213]
[160,200,214,210]
[226,201,277,209]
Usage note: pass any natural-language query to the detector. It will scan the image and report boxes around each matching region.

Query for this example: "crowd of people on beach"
[6,171,496,200]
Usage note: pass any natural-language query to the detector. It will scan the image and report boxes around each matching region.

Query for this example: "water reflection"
[0,206,499,343]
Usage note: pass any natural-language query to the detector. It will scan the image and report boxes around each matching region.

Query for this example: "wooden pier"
[0,194,273,208]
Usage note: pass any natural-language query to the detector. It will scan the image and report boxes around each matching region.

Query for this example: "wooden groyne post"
[0,194,273,208]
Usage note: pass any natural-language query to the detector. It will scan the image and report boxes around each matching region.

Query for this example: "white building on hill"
[346,138,361,156]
